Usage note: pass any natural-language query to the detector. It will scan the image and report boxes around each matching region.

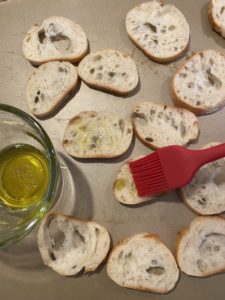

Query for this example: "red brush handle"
[193,143,225,168]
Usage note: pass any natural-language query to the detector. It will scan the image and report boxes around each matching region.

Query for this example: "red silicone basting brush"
[129,144,225,197]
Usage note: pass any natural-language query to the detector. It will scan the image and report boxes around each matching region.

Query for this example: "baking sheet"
[0,0,225,299]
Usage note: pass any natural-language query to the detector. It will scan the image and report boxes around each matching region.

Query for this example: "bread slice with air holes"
[22,16,88,65]
[125,1,190,63]
[26,61,78,118]
[131,101,199,150]
[208,0,225,39]
[180,142,225,215]
[77,49,139,95]
[172,49,225,115]
[37,212,110,276]
[107,233,179,294]
[63,111,133,158]
[113,157,156,205]
[176,216,225,277]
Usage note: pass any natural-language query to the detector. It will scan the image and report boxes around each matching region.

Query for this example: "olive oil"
[0,144,49,209]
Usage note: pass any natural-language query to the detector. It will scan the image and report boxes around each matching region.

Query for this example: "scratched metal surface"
[0,0,225,299]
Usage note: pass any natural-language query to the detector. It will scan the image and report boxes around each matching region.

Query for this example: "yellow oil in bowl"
[0,144,49,209]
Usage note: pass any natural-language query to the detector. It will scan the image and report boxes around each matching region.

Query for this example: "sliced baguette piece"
[208,0,225,38]
[22,16,88,65]
[107,233,179,294]
[172,49,225,115]
[78,49,139,95]
[26,61,78,118]
[113,157,156,205]
[176,216,225,277]
[180,142,225,215]
[63,111,133,158]
[131,101,199,149]
[37,212,110,276]
[125,1,190,63]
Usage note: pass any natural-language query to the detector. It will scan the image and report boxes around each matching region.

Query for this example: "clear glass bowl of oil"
[0,104,59,247]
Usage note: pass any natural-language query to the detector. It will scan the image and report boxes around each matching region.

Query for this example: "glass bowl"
[0,103,59,247]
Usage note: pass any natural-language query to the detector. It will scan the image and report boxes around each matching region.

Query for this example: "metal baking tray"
[0,0,225,299]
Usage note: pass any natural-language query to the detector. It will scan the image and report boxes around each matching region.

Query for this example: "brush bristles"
[129,152,168,197]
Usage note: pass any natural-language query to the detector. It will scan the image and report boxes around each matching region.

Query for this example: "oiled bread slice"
[26,61,78,118]
[131,102,199,149]
[22,16,88,65]
[172,49,225,115]
[107,233,179,294]
[113,157,155,205]
[125,1,190,63]
[176,216,225,277]
[208,0,225,38]
[63,111,133,158]
[37,212,110,276]
[78,49,139,95]
[180,142,225,215]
